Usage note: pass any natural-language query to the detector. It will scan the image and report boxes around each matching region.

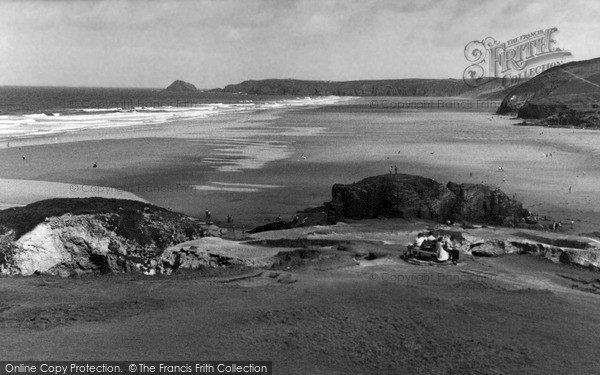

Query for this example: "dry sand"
[1,220,600,374]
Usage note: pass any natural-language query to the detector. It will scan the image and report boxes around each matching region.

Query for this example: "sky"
[1,0,599,88]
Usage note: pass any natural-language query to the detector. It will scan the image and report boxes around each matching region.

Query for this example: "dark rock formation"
[0,198,205,276]
[220,79,472,97]
[324,174,528,226]
[497,57,600,127]
[250,174,529,233]
[326,175,455,222]
[164,80,197,92]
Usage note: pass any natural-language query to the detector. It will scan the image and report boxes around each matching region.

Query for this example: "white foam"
[0,96,350,141]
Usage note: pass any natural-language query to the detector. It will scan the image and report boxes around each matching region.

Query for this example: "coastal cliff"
[496,57,600,126]
[220,79,471,97]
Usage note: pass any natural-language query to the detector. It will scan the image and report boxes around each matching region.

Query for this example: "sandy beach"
[2,97,600,233]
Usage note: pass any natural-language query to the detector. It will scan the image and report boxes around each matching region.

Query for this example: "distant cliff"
[219,79,472,97]
[460,77,530,101]
[497,57,600,126]
[164,80,197,92]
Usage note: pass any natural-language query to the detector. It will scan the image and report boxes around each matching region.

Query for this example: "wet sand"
[2,98,600,233]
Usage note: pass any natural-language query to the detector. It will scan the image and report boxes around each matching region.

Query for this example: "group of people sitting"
[405,231,459,265]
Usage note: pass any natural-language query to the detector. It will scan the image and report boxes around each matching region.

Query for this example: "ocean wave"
[0,96,348,140]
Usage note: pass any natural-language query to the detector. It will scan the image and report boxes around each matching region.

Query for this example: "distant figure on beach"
[569,186,572,193]
[92,162,97,168]
[227,214,232,223]
[469,172,473,177]
[275,215,281,221]
[300,154,306,159]
[21,155,25,161]
[394,165,398,174]
[205,209,211,223]
[389,166,393,174]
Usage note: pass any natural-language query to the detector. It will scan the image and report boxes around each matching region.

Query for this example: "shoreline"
[1,98,600,233]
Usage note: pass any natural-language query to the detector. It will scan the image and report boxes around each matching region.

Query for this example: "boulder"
[324,174,528,226]
[0,198,205,276]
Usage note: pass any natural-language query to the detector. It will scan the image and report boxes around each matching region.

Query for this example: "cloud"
[0,0,599,87]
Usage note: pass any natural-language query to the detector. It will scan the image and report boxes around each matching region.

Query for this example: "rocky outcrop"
[220,79,472,97]
[164,80,197,92]
[497,57,600,127]
[0,198,204,276]
[160,237,277,274]
[466,237,600,271]
[323,174,528,226]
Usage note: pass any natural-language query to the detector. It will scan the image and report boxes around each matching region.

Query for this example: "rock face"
[164,80,197,92]
[496,57,600,126]
[0,198,204,276]
[324,174,528,226]
[221,79,471,97]
[466,238,600,271]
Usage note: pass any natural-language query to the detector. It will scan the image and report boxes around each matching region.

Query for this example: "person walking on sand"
[205,209,211,223]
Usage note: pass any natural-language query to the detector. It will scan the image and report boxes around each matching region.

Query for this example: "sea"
[0,86,347,141]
